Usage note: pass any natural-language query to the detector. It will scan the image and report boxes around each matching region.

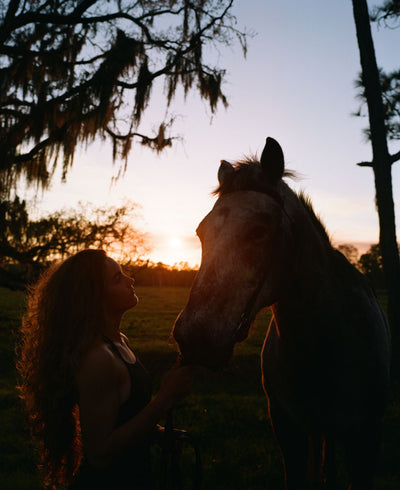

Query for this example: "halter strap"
[232,188,293,342]
[102,334,136,364]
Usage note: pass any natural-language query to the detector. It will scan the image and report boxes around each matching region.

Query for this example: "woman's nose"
[125,274,134,285]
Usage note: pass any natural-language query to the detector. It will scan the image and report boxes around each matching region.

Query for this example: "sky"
[19,0,400,267]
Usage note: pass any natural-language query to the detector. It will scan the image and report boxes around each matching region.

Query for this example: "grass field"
[0,286,399,489]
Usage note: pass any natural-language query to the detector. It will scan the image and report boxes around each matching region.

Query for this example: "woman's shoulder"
[76,339,119,390]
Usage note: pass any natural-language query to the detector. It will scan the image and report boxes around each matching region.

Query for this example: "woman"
[17,249,193,489]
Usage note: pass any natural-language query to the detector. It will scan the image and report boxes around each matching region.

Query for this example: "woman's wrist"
[152,389,174,413]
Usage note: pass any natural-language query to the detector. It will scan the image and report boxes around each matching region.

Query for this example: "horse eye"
[245,225,267,241]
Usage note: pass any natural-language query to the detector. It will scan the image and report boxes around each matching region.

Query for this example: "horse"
[173,137,391,490]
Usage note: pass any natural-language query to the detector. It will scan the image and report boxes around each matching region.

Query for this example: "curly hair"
[16,249,108,488]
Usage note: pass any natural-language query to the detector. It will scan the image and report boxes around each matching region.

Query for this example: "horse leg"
[308,432,338,490]
[306,432,338,490]
[308,432,323,489]
[343,419,382,490]
[322,434,337,490]
[268,397,309,490]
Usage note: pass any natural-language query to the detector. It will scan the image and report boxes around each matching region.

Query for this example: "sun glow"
[169,237,183,249]
[146,232,200,268]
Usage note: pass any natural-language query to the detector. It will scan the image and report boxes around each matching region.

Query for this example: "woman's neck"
[102,311,123,342]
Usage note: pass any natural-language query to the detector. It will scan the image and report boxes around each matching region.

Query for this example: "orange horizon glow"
[142,233,374,269]
[143,232,201,268]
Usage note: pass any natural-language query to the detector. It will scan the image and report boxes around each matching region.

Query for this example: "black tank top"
[103,336,153,426]
[70,337,154,490]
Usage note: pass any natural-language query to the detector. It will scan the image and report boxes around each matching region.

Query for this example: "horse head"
[173,138,294,368]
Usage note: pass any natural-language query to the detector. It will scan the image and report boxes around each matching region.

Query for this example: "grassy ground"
[0,286,399,489]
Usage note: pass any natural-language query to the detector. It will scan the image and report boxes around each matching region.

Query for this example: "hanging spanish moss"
[0,0,247,198]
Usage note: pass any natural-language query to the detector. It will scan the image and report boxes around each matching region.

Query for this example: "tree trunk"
[352,0,400,381]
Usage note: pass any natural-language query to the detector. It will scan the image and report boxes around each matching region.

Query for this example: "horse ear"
[218,160,234,185]
[260,137,284,183]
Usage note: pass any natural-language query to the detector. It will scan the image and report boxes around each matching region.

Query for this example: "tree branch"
[356,150,400,167]
[390,149,400,163]
[0,98,34,108]
[1,0,243,195]
[105,126,174,144]
[0,43,107,68]
[356,161,374,167]
[12,131,63,164]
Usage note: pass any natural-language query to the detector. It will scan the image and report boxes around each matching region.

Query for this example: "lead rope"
[160,408,202,490]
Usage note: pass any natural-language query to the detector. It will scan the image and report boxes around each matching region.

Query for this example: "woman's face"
[103,257,138,314]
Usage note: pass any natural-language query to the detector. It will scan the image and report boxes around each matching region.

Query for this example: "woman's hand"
[158,364,194,408]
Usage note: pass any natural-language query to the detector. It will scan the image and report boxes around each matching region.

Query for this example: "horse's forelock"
[212,156,297,198]
[212,157,269,197]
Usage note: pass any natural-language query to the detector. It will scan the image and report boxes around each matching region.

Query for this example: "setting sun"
[145,232,200,268]
[169,237,182,249]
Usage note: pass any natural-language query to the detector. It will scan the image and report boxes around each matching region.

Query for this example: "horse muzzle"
[173,314,234,369]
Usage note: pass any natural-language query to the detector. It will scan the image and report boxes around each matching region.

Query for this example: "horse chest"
[261,318,332,430]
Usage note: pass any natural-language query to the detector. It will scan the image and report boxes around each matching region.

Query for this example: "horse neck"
[273,183,335,313]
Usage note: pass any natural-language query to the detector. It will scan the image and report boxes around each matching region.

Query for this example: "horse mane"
[297,193,374,294]
[212,157,328,242]
[296,191,332,246]
[211,155,375,300]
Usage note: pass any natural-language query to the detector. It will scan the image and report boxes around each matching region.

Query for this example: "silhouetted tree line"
[125,261,197,288]
[338,242,397,291]
[0,197,150,288]
[357,244,387,290]
[0,199,389,291]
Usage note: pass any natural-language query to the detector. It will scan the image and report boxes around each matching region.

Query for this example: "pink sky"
[20,0,399,267]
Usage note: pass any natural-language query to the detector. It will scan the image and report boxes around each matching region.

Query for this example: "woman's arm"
[76,345,192,469]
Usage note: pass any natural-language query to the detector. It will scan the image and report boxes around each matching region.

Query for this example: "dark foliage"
[355,68,400,150]
[370,0,400,26]
[353,1,400,165]
[358,243,386,289]
[126,260,197,288]
[0,197,148,287]
[336,243,359,265]
[0,0,246,197]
